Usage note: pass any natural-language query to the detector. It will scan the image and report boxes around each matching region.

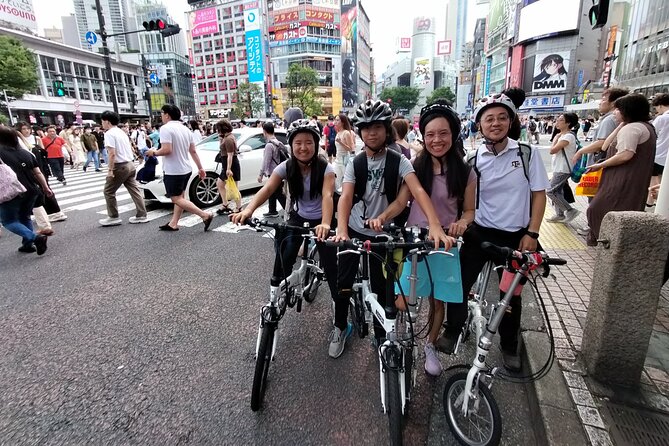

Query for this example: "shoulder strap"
[383,148,402,204]
[353,151,367,203]
[517,142,532,183]
[466,149,481,209]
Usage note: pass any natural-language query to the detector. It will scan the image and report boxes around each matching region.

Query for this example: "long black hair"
[413,119,470,200]
[285,130,328,201]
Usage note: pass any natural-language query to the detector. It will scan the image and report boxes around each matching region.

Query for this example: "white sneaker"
[424,343,443,376]
[99,217,122,226]
[48,213,68,222]
[328,324,351,358]
[577,226,590,236]
[563,208,580,223]
[545,214,565,223]
[129,216,148,224]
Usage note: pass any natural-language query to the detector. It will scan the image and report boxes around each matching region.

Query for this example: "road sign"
[85,31,98,45]
[149,73,160,85]
[156,63,167,80]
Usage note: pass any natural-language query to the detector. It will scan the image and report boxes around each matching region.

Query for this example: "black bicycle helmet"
[352,99,393,128]
[418,99,461,143]
[287,118,321,146]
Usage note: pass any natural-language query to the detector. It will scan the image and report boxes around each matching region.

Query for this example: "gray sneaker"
[328,324,351,358]
[99,217,122,227]
[129,216,149,224]
[563,208,580,223]
[545,214,565,223]
[577,225,590,236]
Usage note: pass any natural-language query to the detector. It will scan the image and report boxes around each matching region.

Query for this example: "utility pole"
[3,90,15,125]
[95,0,119,114]
[141,54,153,121]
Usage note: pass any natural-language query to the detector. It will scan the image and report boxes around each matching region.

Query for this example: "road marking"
[63,194,130,211]
[178,205,219,227]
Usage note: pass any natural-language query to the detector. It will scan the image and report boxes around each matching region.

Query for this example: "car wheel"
[189,172,221,208]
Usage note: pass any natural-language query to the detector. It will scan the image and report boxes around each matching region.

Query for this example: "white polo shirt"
[104,127,135,163]
[652,110,669,166]
[473,138,550,232]
[160,121,194,175]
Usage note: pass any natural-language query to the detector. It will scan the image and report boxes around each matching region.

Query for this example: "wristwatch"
[526,230,540,239]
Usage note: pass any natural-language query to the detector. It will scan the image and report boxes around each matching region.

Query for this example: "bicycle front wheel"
[443,372,502,446]
[386,351,404,446]
[251,323,275,411]
[303,245,321,303]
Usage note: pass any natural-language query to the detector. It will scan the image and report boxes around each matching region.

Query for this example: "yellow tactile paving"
[540,208,587,250]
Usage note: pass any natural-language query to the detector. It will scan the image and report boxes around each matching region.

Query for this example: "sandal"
[216,206,233,215]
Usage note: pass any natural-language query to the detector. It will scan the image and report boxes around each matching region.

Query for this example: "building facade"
[357,3,372,105]
[73,0,139,52]
[617,0,669,96]
[187,0,269,119]
[269,0,342,115]
[131,0,194,121]
[2,27,147,125]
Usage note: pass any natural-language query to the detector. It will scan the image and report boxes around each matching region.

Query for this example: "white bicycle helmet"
[472,94,516,123]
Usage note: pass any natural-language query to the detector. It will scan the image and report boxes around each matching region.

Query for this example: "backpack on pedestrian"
[326,124,337,149]
[469,120,478,135]
[528,120,537,133]
[271,138,290,164]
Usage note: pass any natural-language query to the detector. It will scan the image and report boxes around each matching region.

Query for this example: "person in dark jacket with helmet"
[332,99,453,358]
[231,120,339,355]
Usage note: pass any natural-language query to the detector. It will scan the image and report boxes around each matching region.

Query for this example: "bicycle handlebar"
[325,238,436,251]
[480,241,567,268]
[241,217,335,236]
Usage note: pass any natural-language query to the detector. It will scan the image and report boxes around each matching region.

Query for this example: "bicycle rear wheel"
[251,323,275,411]
[443,372,502,446]
[386,350,404,446]
[303,245,321,303]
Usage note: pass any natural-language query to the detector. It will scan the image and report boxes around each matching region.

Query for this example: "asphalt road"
[0,142,555,445]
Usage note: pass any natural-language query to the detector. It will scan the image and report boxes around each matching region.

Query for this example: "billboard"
[520,95,565,110]
[437,40,452,55]
[0,0,37,33]
[341,0,358,108]
[413,58,431,86]
[271,0,299,11]
[189,7,218,38]
[244,2,264,83]
[518,0,580,43]
[311,0,340,9]
[413,16,435,34]
[398,37,411,52]
[532,52,570,93]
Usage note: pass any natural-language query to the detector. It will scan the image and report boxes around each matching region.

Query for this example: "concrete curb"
[523,330,589,445]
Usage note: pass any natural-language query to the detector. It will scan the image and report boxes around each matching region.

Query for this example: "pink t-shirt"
[406,169,476,228]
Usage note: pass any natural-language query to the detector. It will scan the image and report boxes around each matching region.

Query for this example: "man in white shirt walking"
[98,111,148,226]
[649,94,669,207]
[145,104,214,231]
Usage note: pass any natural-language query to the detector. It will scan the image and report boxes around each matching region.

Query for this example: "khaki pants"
[104,162,147,219]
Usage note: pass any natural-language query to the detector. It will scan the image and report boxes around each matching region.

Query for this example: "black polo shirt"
[0,146,40,194]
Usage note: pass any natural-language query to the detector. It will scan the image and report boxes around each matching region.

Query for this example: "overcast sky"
[33,0,486,74]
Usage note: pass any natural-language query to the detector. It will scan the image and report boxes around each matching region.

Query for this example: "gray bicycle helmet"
[352,99,393,128]
[472,93,516,123]
[287,118,321,146]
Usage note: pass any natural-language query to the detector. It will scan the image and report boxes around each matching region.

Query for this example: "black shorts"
[653,163,665,176]
[326,144,336,157]
[220,156,241,181]
[164,173,191,197]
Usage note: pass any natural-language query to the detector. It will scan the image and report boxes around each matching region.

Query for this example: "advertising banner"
[270,26,307,42]
[244,2,264,83]
[532,52,569,93]
[0,0,37,33]
[273,9,299,25]
[341,0,358,108]
[311,0,340,9]
[437,41,451,56]
[413,58,431,86]
[305,7,335,22]
[189,7,218,38]
[398,37,411,52]
[520,94,565,110]
[484,57,492,96]
[271,0,298,11]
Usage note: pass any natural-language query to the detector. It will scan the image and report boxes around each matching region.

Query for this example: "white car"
[139,128,288,207]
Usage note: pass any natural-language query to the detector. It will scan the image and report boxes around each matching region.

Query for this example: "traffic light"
[53,80,65,97]
[160,24,181,38]
[143,19,166,32]
[589,0,610,29]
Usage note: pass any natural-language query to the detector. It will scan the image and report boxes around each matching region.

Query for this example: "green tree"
[235,82,264,118]
[379,86,420,113]
[285,63,322,113]
[427,87,456,105]
[0,36,38,97]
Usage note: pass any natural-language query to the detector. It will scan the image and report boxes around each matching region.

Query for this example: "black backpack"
[352,148,409,225]
[271,138,289,164]
[136,156,158,183]
[528,120,537,132]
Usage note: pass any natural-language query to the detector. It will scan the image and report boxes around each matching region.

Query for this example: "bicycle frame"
[255,233,324,361]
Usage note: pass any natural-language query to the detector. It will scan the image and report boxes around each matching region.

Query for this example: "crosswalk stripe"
[177,205,219,227]
[55,184,121,200]
[58,191,110,206]
[96,203,136,215]
[52,175,108,187]
[51,180,107,195]
[63,194,130,212]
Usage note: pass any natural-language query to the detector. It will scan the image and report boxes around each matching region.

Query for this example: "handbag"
[214,151,224,164]
[0,159,27,204]
[575,170,602,197]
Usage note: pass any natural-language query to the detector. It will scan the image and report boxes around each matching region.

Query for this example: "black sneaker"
[34,235,48,255]
[263,211,280,218]
[501,351,522,372]
[435,333,458,354]
[18,244,36,253]
[83,166,87,172]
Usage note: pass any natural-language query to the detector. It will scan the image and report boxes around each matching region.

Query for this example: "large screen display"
[517,0,581,43]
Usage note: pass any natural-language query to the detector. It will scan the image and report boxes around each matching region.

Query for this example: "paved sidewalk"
[539,195,669,445]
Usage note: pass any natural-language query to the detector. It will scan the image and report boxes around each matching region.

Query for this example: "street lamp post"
[94,0,119,114]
